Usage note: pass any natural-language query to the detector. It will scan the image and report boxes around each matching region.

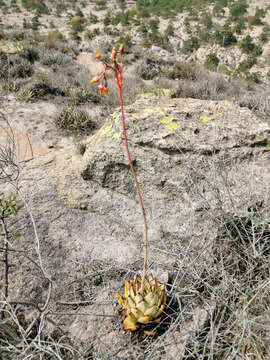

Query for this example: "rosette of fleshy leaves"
[115,274,167,331]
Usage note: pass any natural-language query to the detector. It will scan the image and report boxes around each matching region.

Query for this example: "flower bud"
[119,44,124,55]
[91,76,100,83]
[94,50,102,60]
[111,47,117,60]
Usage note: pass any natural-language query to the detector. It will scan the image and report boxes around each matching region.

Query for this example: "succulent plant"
[92,45,167,332]
[115,274,167,331]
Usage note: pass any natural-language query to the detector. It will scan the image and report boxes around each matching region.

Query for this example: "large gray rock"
[3,92,270,356]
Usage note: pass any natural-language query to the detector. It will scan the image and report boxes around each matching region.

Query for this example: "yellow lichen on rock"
[200,115,212,122]
[160,116,180,131]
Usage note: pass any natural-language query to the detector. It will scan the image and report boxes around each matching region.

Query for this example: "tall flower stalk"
[91,45,166,331]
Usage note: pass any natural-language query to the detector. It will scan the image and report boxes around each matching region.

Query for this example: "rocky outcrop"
[4,92,270,356]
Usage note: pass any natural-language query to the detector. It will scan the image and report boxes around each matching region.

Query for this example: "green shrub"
[233,18,246,34]
[201,13,213,29]
[89,12,98,24]
[95,0,106,10]
[182,36,200,54]
[259,32,268,43]
[213,0,228,16]
[21,0,49,14]
[0,52,9,80]
[248,8,266,27]
[103,12,111,26]
[204,53,219,71]
[117,34,132,52]
[215,29,237,46]
[117,0,126,10]
[165,23,174,36]
[240,35,262,56]
[84,28,100,40]
[237,56,256,72]
[149,18,159,33]
[56,2,66,16]
[31,15,40,30]
[75,6,83,17]
[229,0,248,20]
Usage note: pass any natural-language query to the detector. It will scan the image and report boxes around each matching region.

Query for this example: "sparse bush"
[103,12,111,26]
[10,61,34,79]
[260,32,268,43]
[46,30,65,44]
[0,52,9,80]
[69,16,87,33]
[167,61,198,80]
[75,6,83,17]
[240,35,262,56]
[136,58,161,80]
[201,12,213,29]
[164,23,174,36]
[149,18,159,33]
[213,0,227,16]
[31,15,40,30]
[215,29,237,46]
[233,17,246,34]
[117,34,132,52]
[89,12,98,24]
[8,31,25,41]
[67,87,95,105]
[229,0,248,20]
[84,28,100,40]
[248,8,266,27]
[95,0,106,10]
[20,46,39,63]
[182,36,200,54]
[54,106,96,132]
[204,53,219,71]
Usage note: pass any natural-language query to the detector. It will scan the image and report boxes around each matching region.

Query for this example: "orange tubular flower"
[104,87,109,96]
[98,84,104,94]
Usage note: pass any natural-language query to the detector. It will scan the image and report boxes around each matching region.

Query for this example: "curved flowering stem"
[91,45,148,293]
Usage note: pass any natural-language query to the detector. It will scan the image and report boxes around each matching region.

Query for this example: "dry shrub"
[54,106,97,133]
[167,60,199,80]
[172,65,248,101]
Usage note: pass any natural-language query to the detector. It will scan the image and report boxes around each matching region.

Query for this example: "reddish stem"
[118,85,148,294]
